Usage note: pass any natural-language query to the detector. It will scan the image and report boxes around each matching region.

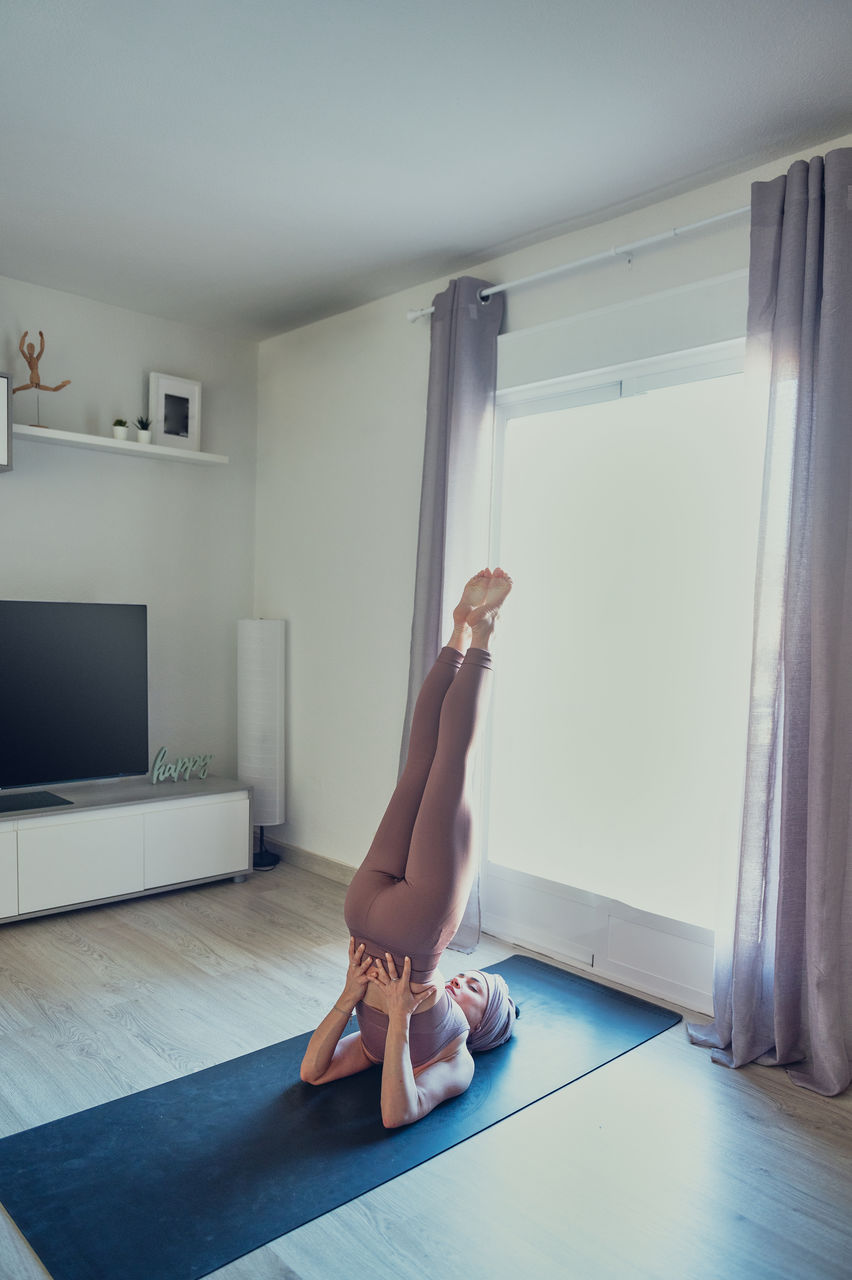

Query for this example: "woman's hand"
[340,938,374,1008]
[369,953,436,1023]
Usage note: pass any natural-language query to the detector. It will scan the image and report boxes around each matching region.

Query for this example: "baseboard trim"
[483,861,714,1016]
[264,837,355,886]
[481,909,595,969]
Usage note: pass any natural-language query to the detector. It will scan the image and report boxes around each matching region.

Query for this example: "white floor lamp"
[237,619,286,870]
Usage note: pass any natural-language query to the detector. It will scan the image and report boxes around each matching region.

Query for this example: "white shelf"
[13,423,229,465]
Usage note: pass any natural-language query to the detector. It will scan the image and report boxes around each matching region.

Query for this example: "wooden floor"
[1,862,850,1280]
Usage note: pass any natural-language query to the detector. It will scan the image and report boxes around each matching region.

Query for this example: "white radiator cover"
[237,619,286,827]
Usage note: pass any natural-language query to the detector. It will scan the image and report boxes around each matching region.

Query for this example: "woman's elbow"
[381,1105,415,1129]
[300,1062,320,1085]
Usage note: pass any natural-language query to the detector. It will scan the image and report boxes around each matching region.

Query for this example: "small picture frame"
[0,372,11,473]
[149,372,201,451]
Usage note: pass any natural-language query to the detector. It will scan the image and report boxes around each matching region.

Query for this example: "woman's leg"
[351,645,462,887]
[401,576,512,945]
[346,571,512,978]
[343,572,491,926]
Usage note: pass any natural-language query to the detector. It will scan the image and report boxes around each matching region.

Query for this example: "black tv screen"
[0,601,149,791]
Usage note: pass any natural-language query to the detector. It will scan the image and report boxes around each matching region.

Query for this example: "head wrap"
[465,971,517,1053]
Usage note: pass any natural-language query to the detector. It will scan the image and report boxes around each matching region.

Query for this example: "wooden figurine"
[13,331,71,394]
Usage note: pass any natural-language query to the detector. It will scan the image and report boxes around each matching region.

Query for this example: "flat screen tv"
[0,601,149,792]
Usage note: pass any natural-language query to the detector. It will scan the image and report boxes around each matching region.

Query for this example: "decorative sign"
[152,746,214,784]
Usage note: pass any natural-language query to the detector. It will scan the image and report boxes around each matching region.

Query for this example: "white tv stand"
[0,777,252,924]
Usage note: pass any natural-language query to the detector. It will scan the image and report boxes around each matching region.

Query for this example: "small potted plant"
[135,415,152,445]
[112,418,129,441]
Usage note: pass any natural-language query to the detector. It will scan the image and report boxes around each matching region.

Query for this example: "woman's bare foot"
[454,569,491,623]
[449,569,492,652]
[468,567,512,648]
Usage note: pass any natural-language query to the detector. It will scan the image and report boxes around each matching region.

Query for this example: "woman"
[300,568,518,1128]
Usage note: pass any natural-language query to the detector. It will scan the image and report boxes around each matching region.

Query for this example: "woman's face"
[446,971,488,1027]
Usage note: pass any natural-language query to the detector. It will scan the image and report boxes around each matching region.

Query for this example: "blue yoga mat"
[0,955,680,1280]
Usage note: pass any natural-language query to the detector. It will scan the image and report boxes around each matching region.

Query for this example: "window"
[486,346,765,932]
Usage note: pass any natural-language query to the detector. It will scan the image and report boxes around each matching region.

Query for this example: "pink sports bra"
[356,988,470,1068]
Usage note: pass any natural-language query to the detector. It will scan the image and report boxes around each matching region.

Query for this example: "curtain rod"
[405,205,750,322]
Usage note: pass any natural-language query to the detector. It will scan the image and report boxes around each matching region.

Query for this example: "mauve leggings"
[343,645,493,983]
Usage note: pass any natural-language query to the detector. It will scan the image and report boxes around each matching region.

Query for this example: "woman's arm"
[382,1018,474,1129]
[300,939,375,1085]
[371,954,475,1128]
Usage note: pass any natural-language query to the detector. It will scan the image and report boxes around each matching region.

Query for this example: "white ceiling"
[3,0,852,339]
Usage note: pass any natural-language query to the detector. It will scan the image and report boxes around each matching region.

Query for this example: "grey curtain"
[400,276,504,952]
[689,148,852,1096]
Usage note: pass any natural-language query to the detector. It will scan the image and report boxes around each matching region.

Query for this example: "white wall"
[0,277,257,778]
[256,300,429,862]
[255,130,852,871]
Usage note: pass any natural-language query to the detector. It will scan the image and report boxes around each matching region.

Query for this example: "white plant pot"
[136,430,152,445]
[112,425,129,440]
